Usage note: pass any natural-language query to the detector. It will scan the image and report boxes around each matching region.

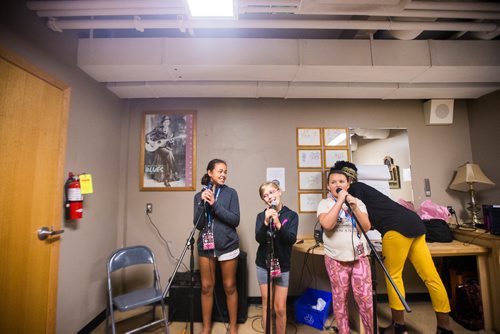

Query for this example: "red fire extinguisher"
[65,172,83,220]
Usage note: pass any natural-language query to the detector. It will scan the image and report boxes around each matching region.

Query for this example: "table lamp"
[449,163,495,230]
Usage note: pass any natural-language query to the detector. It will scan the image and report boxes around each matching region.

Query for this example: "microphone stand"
[163,200,206,334]
[342,195,411,334]
[265,218,275,334]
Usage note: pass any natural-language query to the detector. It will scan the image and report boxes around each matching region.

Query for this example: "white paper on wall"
[266,167,285,191]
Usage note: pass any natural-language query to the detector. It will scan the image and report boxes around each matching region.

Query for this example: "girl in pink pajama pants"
[317,169,373,334]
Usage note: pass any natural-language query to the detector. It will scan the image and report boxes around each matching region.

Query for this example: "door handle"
[37,227,65,241]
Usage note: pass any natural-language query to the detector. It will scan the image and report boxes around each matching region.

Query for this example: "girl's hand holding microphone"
[201,187,215,205]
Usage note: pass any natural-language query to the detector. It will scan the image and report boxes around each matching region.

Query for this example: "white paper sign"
[402,168,412,182]
[266,167,285,191]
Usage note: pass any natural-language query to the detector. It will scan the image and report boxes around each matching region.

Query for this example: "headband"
[341,166,358,180]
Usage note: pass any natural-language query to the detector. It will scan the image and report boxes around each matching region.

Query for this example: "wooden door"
[0,47,70,333]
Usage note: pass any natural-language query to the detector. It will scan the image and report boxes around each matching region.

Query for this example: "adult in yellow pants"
[332,160,453,334]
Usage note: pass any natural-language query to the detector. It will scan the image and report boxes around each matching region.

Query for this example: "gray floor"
[94,301,488,334]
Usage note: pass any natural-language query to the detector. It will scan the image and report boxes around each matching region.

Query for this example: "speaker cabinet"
[168,251,248,324]
[212,251,248,324]
[423,99,454,125]
[168,270,202,322]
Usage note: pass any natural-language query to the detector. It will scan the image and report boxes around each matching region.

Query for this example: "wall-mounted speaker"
[423,99,454,125]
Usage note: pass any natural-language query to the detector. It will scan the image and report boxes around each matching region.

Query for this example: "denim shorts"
[256,265,289,288]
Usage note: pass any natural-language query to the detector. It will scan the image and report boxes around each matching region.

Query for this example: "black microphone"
[336,188,352,211]
[336,188,361,237]
[201,182,212,205]
[269,200,277,228]
[205,182,212,191]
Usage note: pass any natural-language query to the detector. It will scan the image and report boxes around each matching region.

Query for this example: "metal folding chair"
[106,245,169,334]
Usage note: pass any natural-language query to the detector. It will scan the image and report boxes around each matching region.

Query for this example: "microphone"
[336,188,361,238]
[201,182,212,205]
[269,200,277,228]
[336,188,352,211]
[205,182,212,191]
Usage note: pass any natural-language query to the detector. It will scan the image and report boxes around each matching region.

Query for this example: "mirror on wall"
[350,128,413,202]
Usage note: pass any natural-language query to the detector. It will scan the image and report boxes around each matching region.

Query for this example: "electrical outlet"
[146,203,153,214]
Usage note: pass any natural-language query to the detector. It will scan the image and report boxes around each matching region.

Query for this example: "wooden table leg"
[477,254,492,331]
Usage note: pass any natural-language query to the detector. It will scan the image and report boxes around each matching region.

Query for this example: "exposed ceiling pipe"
[406,1,500,11]
[239,7,500,20]
[26,0,500,12]
[389,30,423,40]
[45,18,498,33]
[387,16,437,41]
[34,8,188,17]
[30,8,500,21]
[27,1,500,20]
[26,0,186,10]
[470,25,500,40]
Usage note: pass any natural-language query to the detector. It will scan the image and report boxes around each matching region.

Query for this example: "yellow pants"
[382,231,451,313]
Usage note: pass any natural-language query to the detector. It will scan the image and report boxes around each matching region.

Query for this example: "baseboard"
[77,309,106,334]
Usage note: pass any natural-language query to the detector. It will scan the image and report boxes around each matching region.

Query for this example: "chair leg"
[109,305,117,334]
[161,301,169,334]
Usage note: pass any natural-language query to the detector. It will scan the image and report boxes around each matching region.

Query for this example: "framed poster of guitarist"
[140,110,196,191]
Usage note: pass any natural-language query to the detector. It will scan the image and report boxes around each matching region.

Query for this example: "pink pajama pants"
[324,255,373,334]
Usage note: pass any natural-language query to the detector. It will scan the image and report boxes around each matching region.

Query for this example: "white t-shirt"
[316,196,371,261]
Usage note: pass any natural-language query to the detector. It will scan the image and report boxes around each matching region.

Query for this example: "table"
[452,229,499,333]
[293,237,492,332]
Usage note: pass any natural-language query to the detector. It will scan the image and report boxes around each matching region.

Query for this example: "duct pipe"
[27,1,500,20]
[239,7,500,20]
[470,25,500,40]
[35,8,187,17]
[46,18,499,33]
[30,7,500,20]
[28,0,500,12]
[406,1,500,11]
[26,0,186,10]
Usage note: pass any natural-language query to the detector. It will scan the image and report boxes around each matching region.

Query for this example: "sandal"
[437,326,454,334]
[379,322,407,334]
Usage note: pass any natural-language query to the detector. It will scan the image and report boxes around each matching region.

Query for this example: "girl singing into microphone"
[316,168,373,334]
[255,181,298,334]
[193,159,240,334]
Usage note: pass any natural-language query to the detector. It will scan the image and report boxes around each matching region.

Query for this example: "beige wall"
[1,2,126,332]
[468,91,500,209]
[125,98,473,297]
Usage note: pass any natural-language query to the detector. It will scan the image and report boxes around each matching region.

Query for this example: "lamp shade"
[449,163,495,192]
